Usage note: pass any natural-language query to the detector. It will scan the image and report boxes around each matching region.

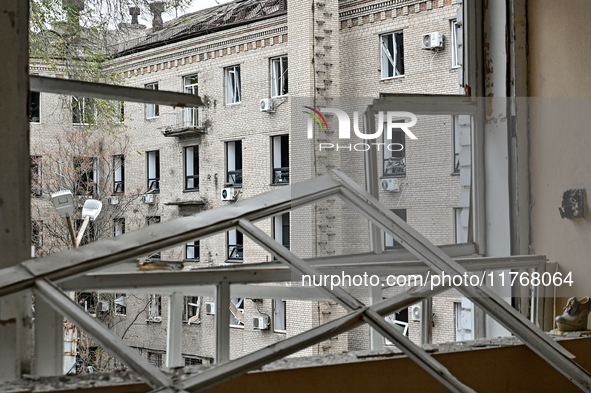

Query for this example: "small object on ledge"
[549,329,591,337]
[555,296,591,332]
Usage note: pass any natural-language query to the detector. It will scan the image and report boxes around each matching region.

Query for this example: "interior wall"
[528,1,591,308]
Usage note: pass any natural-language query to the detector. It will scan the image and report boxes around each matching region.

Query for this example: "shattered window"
[380,32,404,78]
[225,65,241,104]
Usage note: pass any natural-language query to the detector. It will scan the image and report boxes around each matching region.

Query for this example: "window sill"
[380,75,405,81]
[451,172,460,176]
[274,330,287,334]
[380,175,406,179]
[145,116,160,120]
[270,182,289,186]
[183,259,200,262]
[225,102,241,107]
[230,325,245,330]
[183,189,200,193]
[225,260,243,263]
[271,94,289,99]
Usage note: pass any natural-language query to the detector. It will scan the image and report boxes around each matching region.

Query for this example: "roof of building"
[113,0,286,57]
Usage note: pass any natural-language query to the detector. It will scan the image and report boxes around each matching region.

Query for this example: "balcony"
[160,108,205,137]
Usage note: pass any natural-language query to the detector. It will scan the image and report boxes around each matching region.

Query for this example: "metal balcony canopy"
[2,172,590,393]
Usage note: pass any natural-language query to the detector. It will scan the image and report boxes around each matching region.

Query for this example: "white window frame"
[271,135,289,185]
[145,83,159,118]
[148,294,162,319]
[380,32,404,79]
[453,116,461,174]
[183,296,200,323]
[270,56,288,97]
[385,209,407,250]
[225,65,241,104]
[183,75,199,127]
[226,140,242,187]
[451,20,461,69]
[273,299,286,332]
[273,212,290,250]
[227,228,243,262]
[113,154,124,193]
[184,146,199,191]
[186,240,199,261]
[147,150,160,192]
[229,297,245,328]
[114,218,125,237]
[72,96,96,125]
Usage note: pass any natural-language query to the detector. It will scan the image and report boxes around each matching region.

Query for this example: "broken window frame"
[273,299,286,332]
[184,146,199,191]
[146,150,160,192]
[114,293,127,316]
[271,135,289,185]
[72,96,96,125]
[29,91,41,123]
[380,32,404,79]
[114,218,125,237]
[148,294,162,320]
[229,297,244,328]
[113,154,125,194]
[226,140,242,187]
[225,65,241,104]
[270,56,288,97]
[145,83,160,118]
[147,351,163,367]
[382,127,406,177]
[183,296,200,323]
[384,307,409,341]
[227,228,243,262]
[183,75,199,127]
[74,156,98,196]
[186,240,199,261]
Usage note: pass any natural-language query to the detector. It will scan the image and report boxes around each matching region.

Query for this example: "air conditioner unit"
[411,305,421,321]
[143,194,155,204]
[221,187,236,201]
[108,196,119,205]
[422,32,444,49]
[260,98,275,113]
[205,302,215,315]
[381,178,400,192]
[253,315,270,330]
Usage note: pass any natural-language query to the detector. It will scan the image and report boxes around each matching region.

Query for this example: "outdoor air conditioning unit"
[422,32,444,49]
[253,315,270,330]
[205,302,215,315]
[381,178,400,192]
[221,187,236,201]
[143,194,156,204]
[411,305,421,321]
[260,98,275,113]
[108,196,119,205]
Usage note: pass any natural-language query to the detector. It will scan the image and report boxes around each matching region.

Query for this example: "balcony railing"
[160,108,205,137]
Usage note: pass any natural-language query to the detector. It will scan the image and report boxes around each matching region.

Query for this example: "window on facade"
[453,116,461,174]
[31,156,42,197]
[184,146,199,191]
[113,155,124,193]
[385,209,407,250]
[75,219,97,246]
[114,218,125,237]
[184,357,202,366]
[147,216,161,259]
[229,297,244,327]
[451,20,461,68]
[147,150,160,192]
[117,101,125,123]
[114,293,126,316]
[273,212,290,250]
[383,129,406,177]
[273,299,286,332]
[148,294,162,318]
[183,296,200,322]
[270,56,288,97]
[226,141,242,186]
[225,65,241,104]
[186,240,199,261]
[455,208,468,244]
[78,292,97,315]
[384,307,409,341]
[72,96,95,124]
[74,156,97,196]
[184,75,199,127]
[145,83,159,118]
[29,91,40,123]
[271,135,289,184]
[227,228,243,261]
[147,351,163,368]
[31,220,43,256]
[380,32,404,78]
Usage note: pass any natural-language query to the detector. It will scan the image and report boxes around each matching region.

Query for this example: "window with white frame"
[380,32,404,78]
[383,129,406,177]
[114,293,126,316]
[273,299,286,332]
[273,212,290,250]
[271,135,289,184]
[146,150,160,192]
[226,140,242,186]
[184,75,199,127]
[146,216,161,259]
[225,65,241,104]
[229,297,244,327]
[72,96,95,124]
[227,228,243,261]
[148,294,162,319]
[270,56,288,97]
[384,307,409,341]
[74,156,97,196]
[455,208,468,244]
[145,83,159,118]
[186,240,199,261]
[184,146,199,191]
[183,296,200,323]
[385,209,407,250]
[31,156,42,197]
[29,91,40,123]
[114,218,125,237]
[453,116,461,173]
[113,155,124,193]
[451,20,461,68]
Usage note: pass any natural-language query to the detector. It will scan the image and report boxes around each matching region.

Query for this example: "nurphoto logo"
[302,107,418,151]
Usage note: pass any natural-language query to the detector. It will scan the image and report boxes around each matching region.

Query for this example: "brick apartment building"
[29,0,469,369]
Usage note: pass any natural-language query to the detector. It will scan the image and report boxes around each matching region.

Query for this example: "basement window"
[225,65,241,104]
[380,32,404,79]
